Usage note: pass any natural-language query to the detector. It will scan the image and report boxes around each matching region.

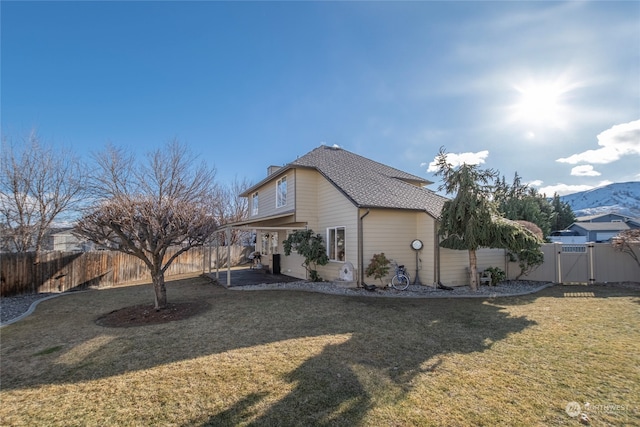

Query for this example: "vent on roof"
[267,165,281,176]
[328,144,342,150]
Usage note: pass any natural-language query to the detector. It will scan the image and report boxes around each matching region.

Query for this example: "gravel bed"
[230,280,553,298]
[1,293,57,324]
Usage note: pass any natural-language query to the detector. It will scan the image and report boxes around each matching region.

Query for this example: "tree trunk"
[468,249,478,291]
[152,271,167,310]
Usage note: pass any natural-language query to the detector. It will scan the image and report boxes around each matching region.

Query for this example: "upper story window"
[252,192,259,216]
[327,226,346,261]
[276,176,287,208]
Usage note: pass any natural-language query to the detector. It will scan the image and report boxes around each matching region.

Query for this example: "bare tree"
[74,140,219,310]
[0,131,86,256]
[612,229,640,269]
[212,176,251,245]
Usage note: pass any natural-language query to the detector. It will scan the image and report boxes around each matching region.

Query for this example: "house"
[563,212,640,243]
[575,212,640,228]
[567,222,632,243]
[226,145,484,287]
[52,229,93,251]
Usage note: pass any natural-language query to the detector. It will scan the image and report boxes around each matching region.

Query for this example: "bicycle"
[390,261,410,290]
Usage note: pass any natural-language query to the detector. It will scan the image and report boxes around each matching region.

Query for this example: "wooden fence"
[1,245,250,297]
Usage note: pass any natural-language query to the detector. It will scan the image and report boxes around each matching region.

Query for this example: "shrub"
[283,229,329,282]
[365,253,391,285]
[484,266,506,286]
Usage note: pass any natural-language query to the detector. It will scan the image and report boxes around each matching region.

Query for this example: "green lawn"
[1,276,638,426]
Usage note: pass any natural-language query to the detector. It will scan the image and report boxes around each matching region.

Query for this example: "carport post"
[226,227,232,287]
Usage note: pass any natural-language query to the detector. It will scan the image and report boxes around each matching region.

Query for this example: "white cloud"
[526,179,544,187]
[533,180,613,196]
[426,150,489,172]
[570,165,601,177]
[556,119,640,164]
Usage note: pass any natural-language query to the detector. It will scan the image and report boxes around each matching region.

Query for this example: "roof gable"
[241,145,446,217]
[291,145,446,217]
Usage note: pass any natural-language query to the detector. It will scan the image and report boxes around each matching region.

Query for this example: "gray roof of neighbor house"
[243,145,447,218]
[576,213,633,222]
[569,222,630,232]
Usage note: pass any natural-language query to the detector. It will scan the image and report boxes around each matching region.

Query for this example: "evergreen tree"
[551,193,576,230]
[494,173,554,238]
[434,148,542,290]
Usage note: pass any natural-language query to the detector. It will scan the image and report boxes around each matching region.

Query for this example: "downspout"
[434,217,441,286]
[358,208,370,287]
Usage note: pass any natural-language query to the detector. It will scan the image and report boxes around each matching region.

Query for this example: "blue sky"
[2,1,639,196]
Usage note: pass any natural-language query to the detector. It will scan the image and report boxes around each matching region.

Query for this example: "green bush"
[484,266,506,286]
[283,229,329,282]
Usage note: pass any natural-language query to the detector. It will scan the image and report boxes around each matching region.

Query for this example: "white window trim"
[276,176,287,208]
[251,192,259,216]
[326,226,346,262]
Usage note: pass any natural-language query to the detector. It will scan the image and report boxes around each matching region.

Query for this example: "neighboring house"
[575,213,640,227]
[559,212,640,243]
[52,229,85,251]
[227,145,489,287]
[567,221,631,243]
[52,229,97,251]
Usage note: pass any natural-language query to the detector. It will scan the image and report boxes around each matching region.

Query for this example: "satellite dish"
[339,261,354,281]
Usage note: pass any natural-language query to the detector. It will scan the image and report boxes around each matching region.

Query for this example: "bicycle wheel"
[402,270,411,283]
[391,274,410,290]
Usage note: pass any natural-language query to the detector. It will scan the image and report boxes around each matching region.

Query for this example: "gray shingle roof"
[290,145,447,217]
[570,222,630,232]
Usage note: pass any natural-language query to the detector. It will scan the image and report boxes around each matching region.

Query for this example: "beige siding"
[418,213,438,285]
[359,209,438,286]
[249,171,295,220]
[277,169,318,280]
[314,177,359,281]
[361,210,416,285]
[279,250,308,280]
[269,169,442,286]
[293,169,319,228]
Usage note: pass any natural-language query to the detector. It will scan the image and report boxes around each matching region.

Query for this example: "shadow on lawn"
[190,295,537,426]
[0,282,546,425]
[11,281,638,425]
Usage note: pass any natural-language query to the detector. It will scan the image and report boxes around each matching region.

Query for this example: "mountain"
[560,181,640,218]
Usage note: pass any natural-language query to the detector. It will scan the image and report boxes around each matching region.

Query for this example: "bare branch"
[612,229,640,268]
[0,131,86,254]
[75,140,218,309]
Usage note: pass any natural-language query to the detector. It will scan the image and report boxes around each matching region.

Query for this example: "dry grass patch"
[1,276,639,426]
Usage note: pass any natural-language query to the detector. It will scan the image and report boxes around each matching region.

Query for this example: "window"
[261,232,279,254]
[327,227,346,261]
[252,192,259,216]
[276,176,287,208]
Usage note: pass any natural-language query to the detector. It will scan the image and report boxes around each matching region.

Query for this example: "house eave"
[223,210,300,229]
[239,166,295,197]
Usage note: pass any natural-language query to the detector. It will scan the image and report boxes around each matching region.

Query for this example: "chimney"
[267,165,281,176]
